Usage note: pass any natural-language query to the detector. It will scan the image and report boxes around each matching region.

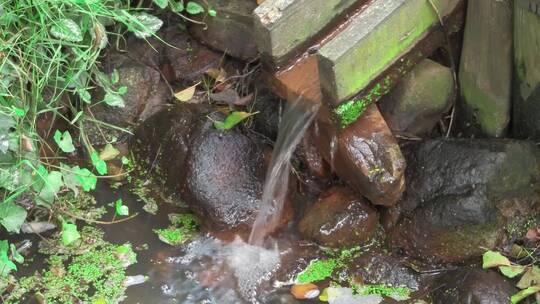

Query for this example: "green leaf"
[131,13,163,39]
[153,0,168,9]
[499,265,525,278]
[482,250,511,269]
[111,69,119,84]
[0,202,27,233]
[118,86,128,95]
[99,144,120,161]
[77,89,91,103]
[0,241,17,277]
[50,18,83,42]
[511,285,540,304]
[11,106,25,117]
[103,92,125,108]
[9,243,23,264]
[53,130,76,153]
[213,111,255,130]
[115,199,129,216]
[208,9,217,17]
[121,156,130,165]
[74,167,97,191]
[170,1,184,12]
[61,222,80,246]
[186,2,205,14]
[38,171,64,204]
[91,151,108,175]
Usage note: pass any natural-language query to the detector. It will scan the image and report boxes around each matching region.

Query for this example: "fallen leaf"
[510,285,540,304]
[525,227,539,241]
[257,0,266,4]
[500,265,525,278]
[517,266,540,289]
[510,244,529,259]
[291,283,320,300]
[20,134,34,152]
[99,144,120,161]
[213,111,257,130]
[482,250,511,269]
[235,93,254,106]
[205,68,227,83]
[174,82,199,102]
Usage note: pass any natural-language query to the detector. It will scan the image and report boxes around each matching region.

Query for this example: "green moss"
[296,246,364,283]
[4,229,137,304]
[506,214,539,239]
[353,284,411,299]
[335,76,392,128]
[153,213,199,246]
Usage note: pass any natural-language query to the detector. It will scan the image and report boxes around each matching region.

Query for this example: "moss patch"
[296,246,363,283]
[153,213,199,246]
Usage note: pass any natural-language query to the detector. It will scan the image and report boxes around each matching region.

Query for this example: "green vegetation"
[353,284,411,299]
[296,246,363,283]
[154,213,199,246]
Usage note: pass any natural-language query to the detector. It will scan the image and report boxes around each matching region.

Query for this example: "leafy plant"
[482,250,540,303]
[213,111,257,130]
[0,240,24,277]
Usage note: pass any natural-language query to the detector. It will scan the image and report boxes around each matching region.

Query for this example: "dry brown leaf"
[235,93,254,106]
[174,82,199,102]
[257,0,266,4]
[291,283,319,300]
[205,68,227,83]
[209,89,240,105]
[20,134,34,152]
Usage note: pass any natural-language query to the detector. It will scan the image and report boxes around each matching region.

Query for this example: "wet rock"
[162,28,222,83]
[250,88,284,141]
[132,104,293,233]
[349,251,420,291]
[513,3,540,141]
[379,59,454,136]
[431,268,517,304]
[188,0,258,61]
[314,104,406,207]
[131,104,211,192]
[298,186,379,247]
[297,126,331,180]
[391,139,540,263]
[458,0,512,137]
[86,54,170,146]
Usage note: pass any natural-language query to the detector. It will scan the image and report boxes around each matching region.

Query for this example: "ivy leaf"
[9,243,23,264]
[118,86,128,95]
[482,250,511,269]
[499,265,525,278]
[115,199,129,216]
[50,18,83,42]
[170,1,184,12]
[510,285,540,304]
[91,151,107,175]
[77,89,91,103]
[38,171,64,205]
[208,9,217,17]
[186,2,205,14]
[10,106,25,117]
[74,167,97,191]
[153,0,168,9]
[61,222,80,246]
[99,144,120,161]
[213,111,256,130]
[53,130,76,153]
[0,241,17,277]
[0,202,27,233]
[103,92,125,108]
[131,13,163,39]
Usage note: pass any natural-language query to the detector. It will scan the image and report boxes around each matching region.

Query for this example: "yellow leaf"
[174,83,199,102]
[205,68,227,83]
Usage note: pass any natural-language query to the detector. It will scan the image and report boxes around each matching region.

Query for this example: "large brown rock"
[391,139,540,263]
[298,186,379,247]
[313,104,406,207]
[188,0,258,61]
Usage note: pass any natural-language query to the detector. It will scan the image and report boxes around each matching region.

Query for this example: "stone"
[250,88,284,140]
[132,104,293,234]
[513,3,540,140]
[391,139,540,263]
[85,54,169,146]
[297,126,331,180]
[457,0,513,137]
[313,104,406,207]
[188,0,258,61]
[349,251,420,291]
[298,186,379,247]
[379,59,454,136]
[431,268,517,304]
[253,0,358,65]
[317,0,461,104]
[161,28,222,83]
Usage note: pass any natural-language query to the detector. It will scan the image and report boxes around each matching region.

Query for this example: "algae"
[153,213,199,246]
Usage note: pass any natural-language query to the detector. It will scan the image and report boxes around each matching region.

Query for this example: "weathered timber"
[317,0,461,106]
[457,0,513,138]
[513,2,540,140]
[253,0,361,67]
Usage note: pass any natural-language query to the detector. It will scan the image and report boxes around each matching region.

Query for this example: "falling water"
[248,97,320,246]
